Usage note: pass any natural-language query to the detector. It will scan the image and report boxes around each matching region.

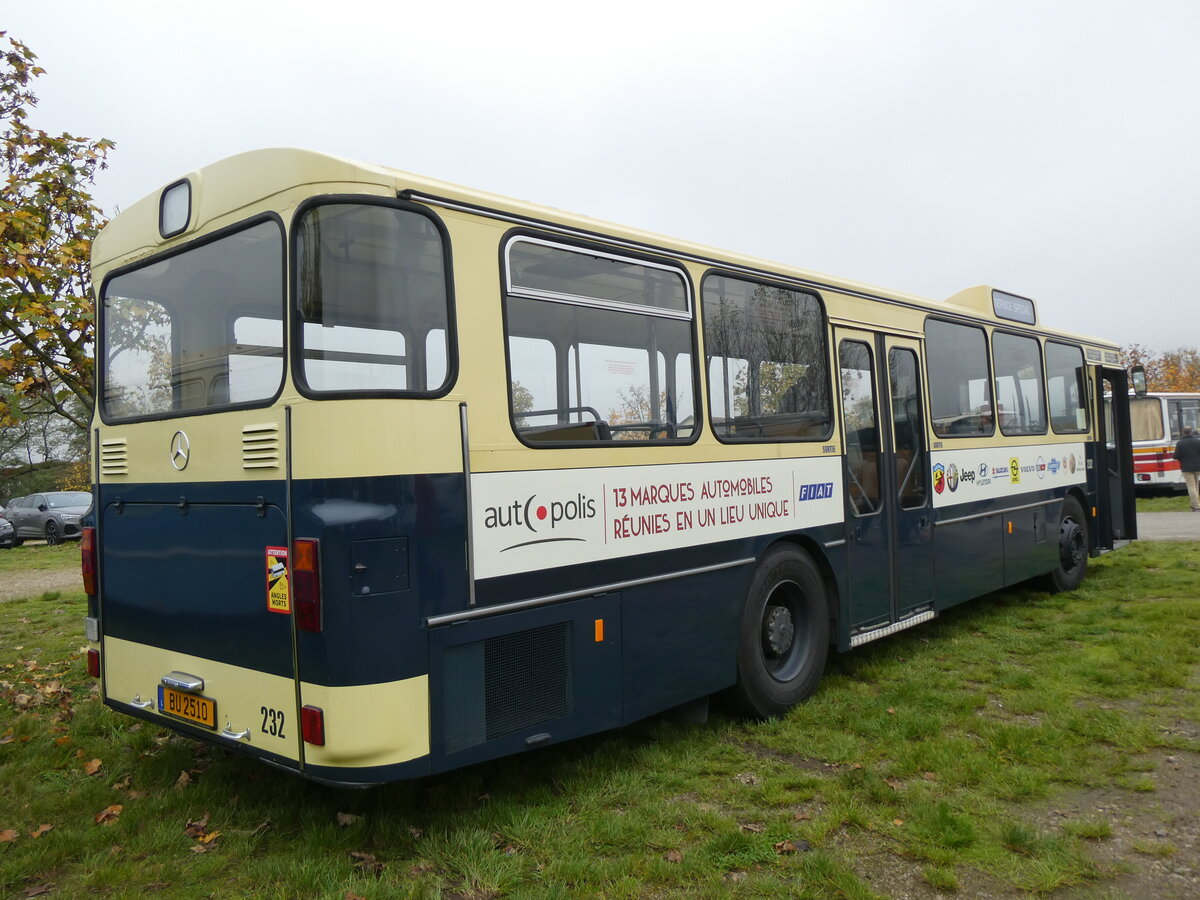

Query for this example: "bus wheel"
[731,546,830,719]
[1046,496,1088,592]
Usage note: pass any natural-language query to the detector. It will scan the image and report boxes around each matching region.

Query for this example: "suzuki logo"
[170,431,191,470]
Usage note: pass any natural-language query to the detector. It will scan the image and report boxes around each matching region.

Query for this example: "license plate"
[157,685,217,730]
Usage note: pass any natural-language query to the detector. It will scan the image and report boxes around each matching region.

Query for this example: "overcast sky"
[8,0,1198,352]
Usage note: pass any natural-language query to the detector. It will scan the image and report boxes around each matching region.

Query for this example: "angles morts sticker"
[266,546,290,614]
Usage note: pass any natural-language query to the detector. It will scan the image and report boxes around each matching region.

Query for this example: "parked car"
[5,491,92,545]
[0,516,13,549]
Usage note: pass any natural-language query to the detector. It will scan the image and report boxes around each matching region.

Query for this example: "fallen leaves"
[663,849,683,863]
[184,813,221,852]
[94,804,123,825]
[30,824,53,839]
[0,829,17,842]
[350,850,384,874]
[83,758,102,776]
[336,812,362,827]
[774,838,812,854]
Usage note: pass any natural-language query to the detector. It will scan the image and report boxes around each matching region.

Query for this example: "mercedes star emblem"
[170,430,191,470]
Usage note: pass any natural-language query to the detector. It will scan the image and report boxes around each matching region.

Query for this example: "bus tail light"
[301,705,325,745]
[81,527,97,595]
[293,538,322,632]
[87,648,100,678]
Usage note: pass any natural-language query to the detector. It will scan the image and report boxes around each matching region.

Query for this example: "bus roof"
[92,147,1118,351]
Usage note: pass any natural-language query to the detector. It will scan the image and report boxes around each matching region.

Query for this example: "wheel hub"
[763,606,795,657]
[1059,518,1085,569]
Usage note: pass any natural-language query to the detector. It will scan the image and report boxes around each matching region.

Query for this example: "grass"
[1,541,1198,897]
[1135,491,1192,512]
[0,539,81,573]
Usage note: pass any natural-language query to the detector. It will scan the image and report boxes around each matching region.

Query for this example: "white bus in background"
[1129,392,1200,492]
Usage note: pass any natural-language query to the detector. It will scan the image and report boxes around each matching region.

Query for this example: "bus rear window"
[295,202,451,396]
[101,220,284,421]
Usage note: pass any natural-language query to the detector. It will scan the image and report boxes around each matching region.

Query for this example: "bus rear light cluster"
[300,704,325,745]
[293,538,322,632]
[87,648,100,678]
[81,527,97,595]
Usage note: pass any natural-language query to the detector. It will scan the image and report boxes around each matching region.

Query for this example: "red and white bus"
[1129,393,1200,491]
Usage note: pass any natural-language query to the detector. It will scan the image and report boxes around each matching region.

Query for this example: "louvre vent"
[444,621,574,754]
[242,423,281,470]
[100,438,128,476]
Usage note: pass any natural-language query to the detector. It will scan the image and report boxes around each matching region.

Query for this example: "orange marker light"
[594,619,604,642]
[1007,521,1013,534]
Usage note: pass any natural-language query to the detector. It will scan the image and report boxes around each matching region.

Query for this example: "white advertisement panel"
[929,442,1087,509]
[471,456,844,579]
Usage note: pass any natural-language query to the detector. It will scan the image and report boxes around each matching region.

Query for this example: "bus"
[83,149,1137,786]
[1129,392,1200,492]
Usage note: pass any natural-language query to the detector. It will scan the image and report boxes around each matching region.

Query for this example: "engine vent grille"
[242,424,280,470]
[444,621,574,753]
[99,438,128,476]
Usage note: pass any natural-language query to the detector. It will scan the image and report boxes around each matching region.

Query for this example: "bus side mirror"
[1130,365,1147,396]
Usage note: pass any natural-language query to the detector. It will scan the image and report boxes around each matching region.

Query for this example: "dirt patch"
[1042,748,1200,900]
[0,561,83,602]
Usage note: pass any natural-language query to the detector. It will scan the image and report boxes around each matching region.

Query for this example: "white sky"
[8,0,1199,352]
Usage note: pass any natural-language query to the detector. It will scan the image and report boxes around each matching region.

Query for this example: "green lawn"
[1,542,1198,898]
[1136,491,1191,512]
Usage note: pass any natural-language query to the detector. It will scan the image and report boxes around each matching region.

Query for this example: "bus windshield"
[1129,397,1165,442]
[101,220,284,421]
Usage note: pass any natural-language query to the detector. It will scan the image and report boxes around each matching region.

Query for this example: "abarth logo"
[169,431,190,470]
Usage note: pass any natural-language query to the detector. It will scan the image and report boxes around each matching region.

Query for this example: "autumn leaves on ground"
[0,541,1197,899]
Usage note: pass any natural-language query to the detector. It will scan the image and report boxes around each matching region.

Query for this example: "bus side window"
[925,320,993,438]
[702,274,831,442]
[504,239,694,446]
[1046,341,1089,434]
[839,340,880,515]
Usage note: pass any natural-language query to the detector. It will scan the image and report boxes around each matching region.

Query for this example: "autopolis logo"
[484,492,597,550]
[169,431,190,470]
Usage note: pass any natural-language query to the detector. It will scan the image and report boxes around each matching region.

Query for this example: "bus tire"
[730,545,830,719]
[1045,495,1088,593]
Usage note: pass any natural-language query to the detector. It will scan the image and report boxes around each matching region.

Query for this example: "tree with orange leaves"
[1122,345,1200,392]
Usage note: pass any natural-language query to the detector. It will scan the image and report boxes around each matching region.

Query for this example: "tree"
[1121,344,1200,392]
[0,32,113,433]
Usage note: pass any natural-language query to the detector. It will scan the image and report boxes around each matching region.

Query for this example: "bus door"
[885,338,934,616]
[837,331,935,637]
[1099,367,1137,546]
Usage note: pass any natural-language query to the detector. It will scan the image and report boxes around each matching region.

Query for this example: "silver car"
[5,491,92,545]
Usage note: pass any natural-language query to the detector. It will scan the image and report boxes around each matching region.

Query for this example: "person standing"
[1174,425,1200,511]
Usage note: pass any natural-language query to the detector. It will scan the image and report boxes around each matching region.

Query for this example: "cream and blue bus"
[83,149,1136,785]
